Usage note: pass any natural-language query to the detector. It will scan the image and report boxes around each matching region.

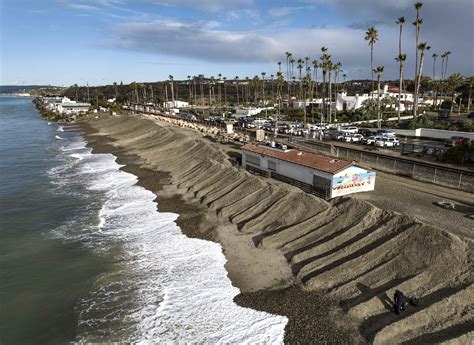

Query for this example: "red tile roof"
[242,143,370,174]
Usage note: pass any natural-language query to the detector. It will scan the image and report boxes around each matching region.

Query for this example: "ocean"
[0,96,287,344]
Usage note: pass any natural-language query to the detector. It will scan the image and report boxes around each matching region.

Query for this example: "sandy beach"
[80,114,473,344]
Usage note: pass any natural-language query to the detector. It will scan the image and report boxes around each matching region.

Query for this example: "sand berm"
[80,114,473,344]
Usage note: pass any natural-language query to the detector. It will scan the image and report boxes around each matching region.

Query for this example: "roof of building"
[386,85,411,94]
[242,142,370,174]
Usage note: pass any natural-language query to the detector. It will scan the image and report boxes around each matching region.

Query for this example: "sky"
[1,0,473,86]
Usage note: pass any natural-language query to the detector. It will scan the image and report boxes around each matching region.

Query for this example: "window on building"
[313,175,331,189]
[268,160,277,171]
[245,154,260,166]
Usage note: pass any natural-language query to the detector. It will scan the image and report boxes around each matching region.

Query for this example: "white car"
[375,137,400,147]
[345,134,364,143]
[364,135,384,145]
[385,137,400,147]
[341,126,359,134]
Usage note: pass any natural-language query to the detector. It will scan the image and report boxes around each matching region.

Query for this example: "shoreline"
[79,119,361,343]
[77,114,472,344]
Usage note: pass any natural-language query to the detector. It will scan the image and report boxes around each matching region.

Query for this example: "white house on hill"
[336,85,414,112]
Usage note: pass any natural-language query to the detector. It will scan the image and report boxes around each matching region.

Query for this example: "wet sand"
[79,114,473,344]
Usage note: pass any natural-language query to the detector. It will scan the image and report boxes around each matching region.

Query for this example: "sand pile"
[86,115,473,344]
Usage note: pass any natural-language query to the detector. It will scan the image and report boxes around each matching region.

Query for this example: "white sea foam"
[55,135,64,140]
[57,125,64,132]
[51,138,288,343]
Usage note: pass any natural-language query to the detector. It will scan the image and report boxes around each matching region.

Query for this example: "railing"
[290,138,474,192]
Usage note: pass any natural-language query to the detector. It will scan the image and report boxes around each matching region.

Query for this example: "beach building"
[233,107,273,118]
[163,100,189,109]
[336,85,414,112]
[242,142,376,199]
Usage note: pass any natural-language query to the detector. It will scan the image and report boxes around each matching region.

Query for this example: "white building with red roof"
[242,143,376,199]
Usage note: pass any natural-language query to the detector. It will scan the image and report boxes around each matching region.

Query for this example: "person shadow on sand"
[356,283,394,312]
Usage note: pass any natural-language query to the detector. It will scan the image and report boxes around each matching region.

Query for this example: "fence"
[291,139,474,192]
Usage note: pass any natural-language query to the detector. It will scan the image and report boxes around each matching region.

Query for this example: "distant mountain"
[0,85,55,94]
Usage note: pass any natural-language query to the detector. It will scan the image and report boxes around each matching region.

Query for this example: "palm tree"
[261,72,266,105]
[395,54,407,121]
[285,52,292,98]
[320,47,330,121]
[444,51,452,79]
[222,76,227,106]
[113,82,118,99]
[218,73,223,106]
[73,83,79,101]
[396,17,405,57]
[168,75,175,104]
[413,2,423,96]
[373,66,384,129]
[234,76,239,105]
[365,26,379,96]
[312,60,319,99]
[414,42,430,117]
[431,54,439,107]
[447,73,463,113]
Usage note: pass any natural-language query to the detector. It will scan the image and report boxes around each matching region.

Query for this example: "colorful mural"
[331,171,376,197]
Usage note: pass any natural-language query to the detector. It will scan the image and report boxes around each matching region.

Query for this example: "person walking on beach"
[394,290,408,315]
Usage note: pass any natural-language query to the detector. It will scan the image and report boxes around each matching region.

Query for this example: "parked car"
[444,136,470,147]
[341,126,359,134]
[345,134,364,143]
[363,135,384,145]
[384,137,400,147]
[336,132,351,141]
[376,129,396,137]
[358,128,374,137]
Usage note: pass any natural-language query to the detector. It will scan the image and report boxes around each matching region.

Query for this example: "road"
[351,171,474,241]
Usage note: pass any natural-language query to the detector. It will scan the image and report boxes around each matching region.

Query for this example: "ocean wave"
[55,135,64,140]
[50,136,288,343]
[57,125,64,132]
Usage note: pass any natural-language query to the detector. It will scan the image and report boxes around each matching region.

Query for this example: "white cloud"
[144,0,254,12]
[268,6,307,18]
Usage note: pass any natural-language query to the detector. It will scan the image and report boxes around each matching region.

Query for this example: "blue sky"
[1,0,472,86]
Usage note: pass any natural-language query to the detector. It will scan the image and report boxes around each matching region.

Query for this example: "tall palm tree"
[320,47,329,120]
[413,2,423,95]
[217,73,222,106]
[168,75,175,104]
[73,83,79,101]
[285,52,292,98]
[396,17,405,57]
[432,53,438,80]
[234,76,239,105]
[395,54,407,121]
[113,82,118,99]
[365,26,379,97]
[261,72,266,105]
[312,60,319,99]
[414,42,430,117]
[444,51,452,79]
[374,66,384,129]
[222,77,227,106]
[187,75,192,102]
[432,53,439,107]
